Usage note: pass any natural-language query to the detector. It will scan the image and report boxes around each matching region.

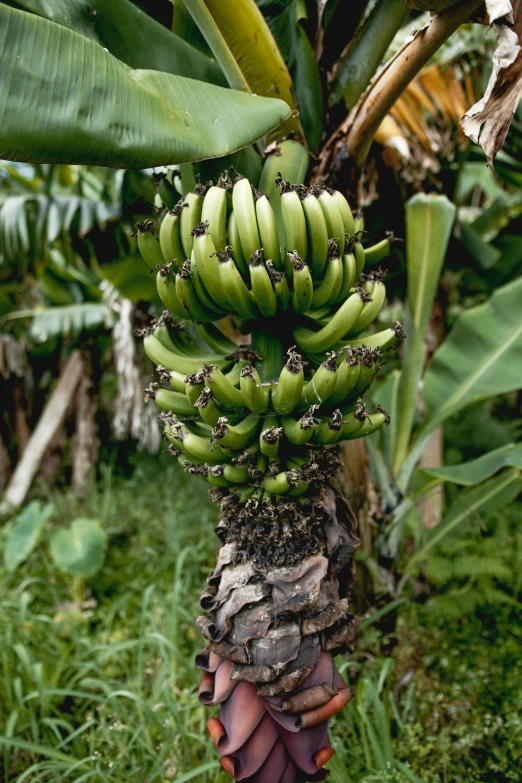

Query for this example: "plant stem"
[250,323,284,382]
[331,0,408,108]
[315,0,483,184]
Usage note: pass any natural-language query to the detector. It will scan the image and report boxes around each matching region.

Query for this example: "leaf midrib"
[412,205,431,328]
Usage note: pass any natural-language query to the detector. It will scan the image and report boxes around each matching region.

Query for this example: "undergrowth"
[0,456,520,782]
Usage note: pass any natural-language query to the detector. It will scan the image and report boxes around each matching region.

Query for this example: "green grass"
[0,457,520,782]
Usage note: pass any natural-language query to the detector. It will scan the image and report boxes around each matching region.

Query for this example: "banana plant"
[364,194,522,597]
[3,0,522,781]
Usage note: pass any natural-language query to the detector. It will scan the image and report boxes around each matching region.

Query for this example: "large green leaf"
[398,276,522,490]
[0,6,290,168]
[49,518,107,577]
[392,193,456,474]
[400,469,522,584]
[3,302,115,339]
[413,443,522,494]
[256,0,323,151]
[0,193,120,264]
[6,0,226,84]
[181,0,300,140]
[3,501,53,573]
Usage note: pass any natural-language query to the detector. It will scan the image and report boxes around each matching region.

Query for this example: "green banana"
[136,220,165,270]
[289,251,313,314]
[190,250,229,316]
[313,185,345,245]
[223,463,250,484]
[201,363,244,410]
[364,233,397,266]
[255,191,282,269]
[232,176,261,262]
[325,355,361,406]
[348,322,406,351]
[293,290,366,354]
[192,222,231,310]
[271,348,305,414]
[331,189,355,236]
[152,323,191,356]
[263,470,308,496]
[158,173,180,210]
[240,365,270,414]
[201,181,228,251]
[218,247,259,320]
[345,277,387,337]
[167,420,229,464]
[353,210,365,234]
[351,349,381,395]
[159,200,187,267]
[193,387,223,427]
[310,240,343,308]
[335,250,357,303]
[152,387,194,417]
[342,408,388,440]
[227,211,249,276]
[205,465,233,488]
[175,261,221,322]
[180,184,206,259]
[281,405,319,445]
[338,403,368,439]
[165,369,187,394]
[227,485,256,503]
[353,240,366,278]
[267,261,291,311]
[185,371,205,407]
[249,250,278,317]
[212,414,261,449]
[277,176,307,273]
[143,334,231,376]
[301,354,338,406]
[156,264,191,319]
[313,409,344,445]
[298,186,329,278]
[260,415,282,457]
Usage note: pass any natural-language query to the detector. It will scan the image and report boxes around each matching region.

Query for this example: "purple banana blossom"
[197,648,352,781]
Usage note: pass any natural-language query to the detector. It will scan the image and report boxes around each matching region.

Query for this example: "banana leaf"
[401,469,522,582]
[413,443,522,494]
[398,275,522,490]
[256,0,323,151]
[392,193,456,474]
[0,5,290,168]
[181,0,300,141]
[3,0,226,84]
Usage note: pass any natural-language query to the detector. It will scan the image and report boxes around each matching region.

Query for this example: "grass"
[0,455,520,782]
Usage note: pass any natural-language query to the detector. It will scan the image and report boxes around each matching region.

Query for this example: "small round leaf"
[49,518,107,578]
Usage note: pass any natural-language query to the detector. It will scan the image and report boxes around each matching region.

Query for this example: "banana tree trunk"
[196,486,358,780]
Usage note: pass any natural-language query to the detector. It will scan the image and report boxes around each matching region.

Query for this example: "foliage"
[3,501,53,572]
[0,463,520,781]
[0,3,289,167]
[49,518,108,578]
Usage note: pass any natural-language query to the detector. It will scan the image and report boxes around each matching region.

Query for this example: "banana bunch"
[142,314,402,502]
[135,173,398,358]
[138,167,404,503]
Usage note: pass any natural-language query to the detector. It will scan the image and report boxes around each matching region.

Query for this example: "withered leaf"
[462,1,522,164]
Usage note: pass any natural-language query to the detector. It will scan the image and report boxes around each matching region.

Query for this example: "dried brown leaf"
[462,1,522,163]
